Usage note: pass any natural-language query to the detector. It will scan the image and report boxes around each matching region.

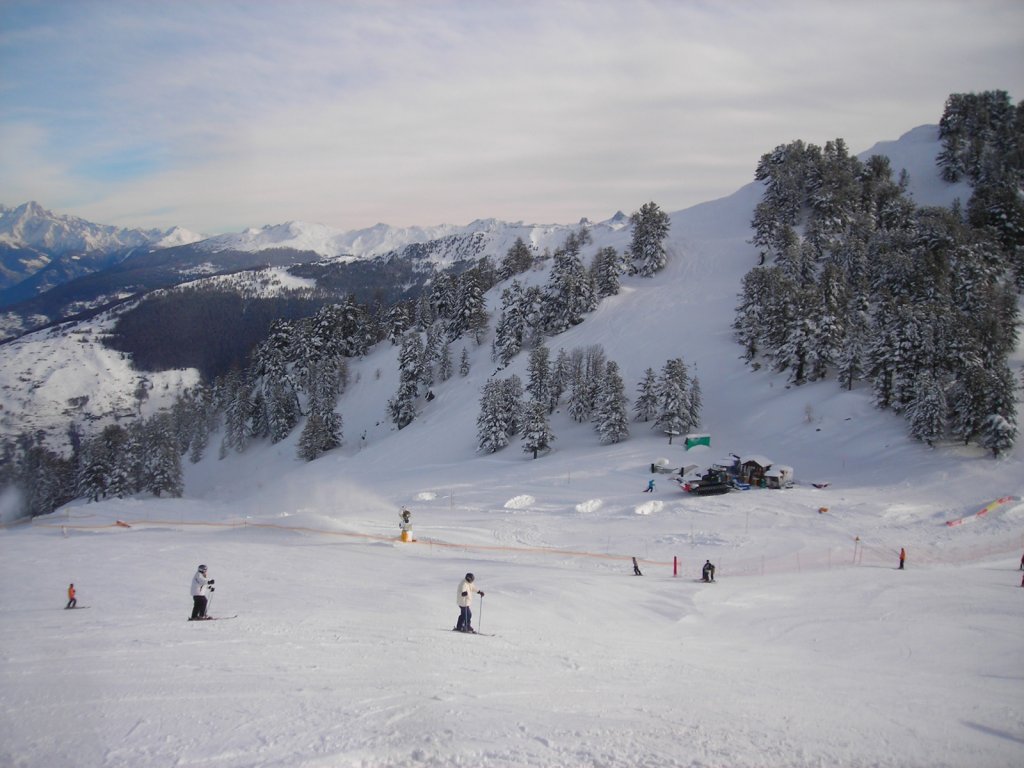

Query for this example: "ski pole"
[477,593,484,634]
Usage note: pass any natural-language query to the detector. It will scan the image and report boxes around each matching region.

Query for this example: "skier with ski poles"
[189,564,215,621]
[454,572,484,633]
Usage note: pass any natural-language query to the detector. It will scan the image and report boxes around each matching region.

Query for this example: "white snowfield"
[1,125,1022,767]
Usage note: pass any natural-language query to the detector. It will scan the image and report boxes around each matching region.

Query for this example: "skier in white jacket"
[189,564,214,621]
[454,572,484,633]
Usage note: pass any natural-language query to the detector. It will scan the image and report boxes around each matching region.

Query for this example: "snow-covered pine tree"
[687,376,703,430]
[980,413,1017,458]
[459,347,471,377]
[906,372,948,447]
[429,273,457,326]
[773,287,819,385]
[448,268,489,344]
[628,201,671,276]
[219,370,252,457]
[493,281,527,366]
[385,302,412,345]
[633,368,659,422]
[549,348,571,413]
[145,413,183,497]
[388,379,419,430]
[501,375,525,437]
[654,358,692,437]
[594,361,630,444]
[438,342,453,382]
[476,380,511,453]
[522,399,556,458]
[498,237,534,281]
[540,246,590,335]
[526,344,552,408]
[266,378,301,443]
[297,358,344,461]
[591,246,623,298]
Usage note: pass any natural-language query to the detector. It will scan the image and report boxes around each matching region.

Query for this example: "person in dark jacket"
[632,557,643,576]
[702,560,716,582]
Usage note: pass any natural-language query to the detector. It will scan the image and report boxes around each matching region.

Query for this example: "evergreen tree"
[549,348,571,412]
[387,379,419,430]
[526,344,552,408]
[297,358,344,461]
[633,368,659,422]
[437,342,453,382]
[459,347,471,377]
[628,201,671,276]
[906,373,948,447]
[687,376,703,430]
[498,237,534,280]
[591,246,624,297]
[654,358,692,437]
[448,268,489,344]
[540,244,595,335]
[501,375,525,437]
[980,413,1016,458]
[522,400,555,458]
[493,281,527,366]
[476,380,511,453]
[594,361,630,444]
[146,413,183,497]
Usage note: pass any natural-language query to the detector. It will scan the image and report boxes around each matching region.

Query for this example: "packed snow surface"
[1,125,1022,767]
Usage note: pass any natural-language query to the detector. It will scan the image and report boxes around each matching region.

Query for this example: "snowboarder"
[632,557,643,576]
[898,547,906,570]
[454,572,484,633]
[65,583,76,609]
[189,564,215,621]
[702,560,715,582]
[644,479,655,493]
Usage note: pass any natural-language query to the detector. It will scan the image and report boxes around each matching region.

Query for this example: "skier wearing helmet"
[189,564,215,621]
[454,572,484,633]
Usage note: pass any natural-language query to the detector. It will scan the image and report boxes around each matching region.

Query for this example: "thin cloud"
[1,0,1022,233]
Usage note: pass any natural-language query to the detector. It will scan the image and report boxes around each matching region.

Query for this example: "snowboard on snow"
[64,605,90,609]
[187,615,237,621]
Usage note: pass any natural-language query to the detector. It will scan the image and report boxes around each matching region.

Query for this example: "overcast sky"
[2,0,1022,235]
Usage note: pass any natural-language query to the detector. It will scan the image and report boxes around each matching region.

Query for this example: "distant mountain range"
[0,201,629,341]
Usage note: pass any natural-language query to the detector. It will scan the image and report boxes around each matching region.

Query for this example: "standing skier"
[65,583,76,609]
[632,557,643,576]
[454,572,484,633]
[898,547,906,570]
[702,560,716,582]
[190,564,215,621]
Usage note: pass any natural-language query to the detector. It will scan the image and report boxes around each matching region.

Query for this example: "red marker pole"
[673,556,678,577]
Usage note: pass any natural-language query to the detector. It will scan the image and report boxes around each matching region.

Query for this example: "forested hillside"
[734,90,1021,455]
[1,91,1020,520]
